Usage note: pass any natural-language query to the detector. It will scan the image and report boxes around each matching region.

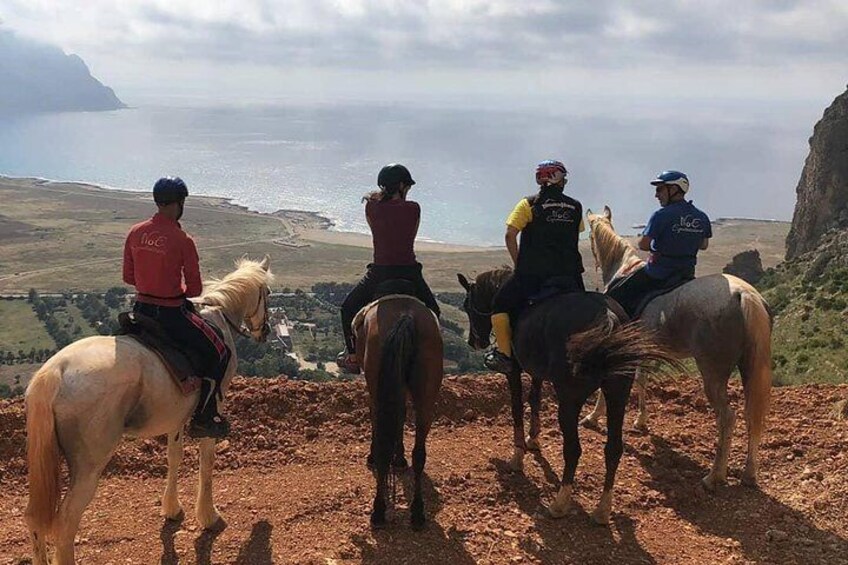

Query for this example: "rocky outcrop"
[0,30,124,115]
[786,87,848,259]
[723,249,764,284]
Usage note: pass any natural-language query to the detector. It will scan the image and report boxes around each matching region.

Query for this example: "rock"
[305,427,319,440]
[766,529,788,543]
[722,249,765,284]
[787,86,848,258]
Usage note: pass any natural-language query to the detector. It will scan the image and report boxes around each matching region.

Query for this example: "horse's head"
[458,268,512,350]
[204,255,274,342]
[586,206,638,285]
[586,205,614,271]
[457,273,492,350]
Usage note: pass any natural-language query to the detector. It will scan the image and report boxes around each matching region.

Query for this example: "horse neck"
[595,223,644,285]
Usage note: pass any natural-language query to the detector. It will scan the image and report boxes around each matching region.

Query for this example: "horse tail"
[567,320,683,382]
[738,289,773,443]
[25,362,63,539]
[374,314,417,475]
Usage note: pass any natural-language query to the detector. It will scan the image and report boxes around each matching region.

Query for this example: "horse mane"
[475,267,513,307]
[202,258,273,314]
[592,218,643,276]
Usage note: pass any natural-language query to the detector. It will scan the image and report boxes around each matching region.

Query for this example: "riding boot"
[485,313,518,373]
[187,377,230,439]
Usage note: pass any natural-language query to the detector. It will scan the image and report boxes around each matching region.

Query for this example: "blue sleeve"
[643,210,664,239]
[703,213,712,238]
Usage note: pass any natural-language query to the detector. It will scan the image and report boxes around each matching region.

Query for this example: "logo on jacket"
[140,231,168,248]
[672,215,704,234]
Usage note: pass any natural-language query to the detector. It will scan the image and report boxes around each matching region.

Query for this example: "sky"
[1,0,847,109]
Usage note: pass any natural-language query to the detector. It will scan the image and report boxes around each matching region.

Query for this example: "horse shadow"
[158,517,272,565]
[351,470,476,565]
[629,433,848,564]
[490,454,657,564]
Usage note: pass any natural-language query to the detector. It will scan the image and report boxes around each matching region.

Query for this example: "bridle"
[203,285,270,341]
[463,284,493,347]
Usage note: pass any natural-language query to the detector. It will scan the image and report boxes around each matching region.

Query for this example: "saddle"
[607,272,692,319]
[116,311,219,395]
[352,292,439,333]
[526,275,584,306]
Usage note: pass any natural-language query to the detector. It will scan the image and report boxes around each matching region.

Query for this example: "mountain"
[785,86,848,259]
[0,30,125,115]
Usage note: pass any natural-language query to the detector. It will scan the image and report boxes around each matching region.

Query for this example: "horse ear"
[603,206,612,221]
[457,273,472,291]
[260,254,270,271]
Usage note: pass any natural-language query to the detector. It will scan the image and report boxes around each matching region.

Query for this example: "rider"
[485,160,586,373]
[337,163,441,374]
[607,170,712,316]
[122,177,231,439]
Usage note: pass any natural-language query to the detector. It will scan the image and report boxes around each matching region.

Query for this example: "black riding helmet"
[377,164,415,190]
[153,177,189,205]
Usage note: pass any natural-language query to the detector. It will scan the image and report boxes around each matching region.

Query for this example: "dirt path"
[1,376,847,564]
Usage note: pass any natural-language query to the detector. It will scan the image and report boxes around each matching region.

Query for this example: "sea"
[0,100,814,246]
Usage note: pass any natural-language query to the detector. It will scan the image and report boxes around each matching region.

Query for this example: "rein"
[198,286,268,340]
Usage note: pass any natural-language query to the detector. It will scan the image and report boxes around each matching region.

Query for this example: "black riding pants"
[340,263,441,353]
[133,301,230,384]
[605,266,666,318]
[492,273,585,315]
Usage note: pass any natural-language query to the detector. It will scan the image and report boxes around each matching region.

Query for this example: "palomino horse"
[354,295,443,529]
[584,206,772,491]
[458,270,681,524]
[25,257,273,565]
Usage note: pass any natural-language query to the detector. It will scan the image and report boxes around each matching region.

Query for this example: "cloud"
[2,0,845,71]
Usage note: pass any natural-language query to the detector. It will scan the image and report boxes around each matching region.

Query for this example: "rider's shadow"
[233,520,273,565]
[630,433,848,564]
[351,470,476,565]
[491,456,656,564]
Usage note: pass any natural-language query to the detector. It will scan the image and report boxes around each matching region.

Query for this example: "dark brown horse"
[458,269,682,524]
[354,295,443,529]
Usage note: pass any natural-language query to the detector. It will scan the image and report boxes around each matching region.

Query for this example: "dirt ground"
[1,376,846,564]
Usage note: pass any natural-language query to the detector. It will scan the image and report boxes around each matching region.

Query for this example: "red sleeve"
[122,233,136,286]
[412,201,421,238]
[365,200,374,229]
[182,235,203,297]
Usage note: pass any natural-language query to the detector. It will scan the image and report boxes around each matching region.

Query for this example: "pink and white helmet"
[535,160,568,186]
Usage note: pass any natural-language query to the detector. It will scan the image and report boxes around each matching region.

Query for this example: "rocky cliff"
[785,87,848,259]
[0,30,124,115]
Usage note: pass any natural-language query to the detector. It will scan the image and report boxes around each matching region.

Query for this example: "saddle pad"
[117,312,200,395]
[351,294,439,332]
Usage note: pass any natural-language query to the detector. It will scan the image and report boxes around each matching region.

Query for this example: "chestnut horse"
[354,295,443,530]
[25,257,273,565]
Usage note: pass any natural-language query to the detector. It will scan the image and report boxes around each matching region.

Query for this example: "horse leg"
[371,471,388,527]
[549,395,582,518]
[52,467,102,565]
[739,354,771,488]
[506,368,527,471]
[526,376,543,451]
[161,431,184,520]
[632,368,649,431]
[195,438,222,529]
[591,377,633,526]
[580,390,606,427]
[410,412,433,530]
[700,367,735,492]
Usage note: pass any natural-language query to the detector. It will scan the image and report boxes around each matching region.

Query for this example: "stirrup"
[484,349,517,374]
[187,415,230,439]
[337,351,361,374]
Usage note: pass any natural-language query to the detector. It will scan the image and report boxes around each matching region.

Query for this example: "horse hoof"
[632,420,649,433]
[590,507,611,526]
[548,503,572,519]
[701,474,726,493]
[509,450,525,472]
[526,437,542,451]
[163,508,185,523]
[370,514,388,529]
[741,473,759,488]
[580,416,600,429]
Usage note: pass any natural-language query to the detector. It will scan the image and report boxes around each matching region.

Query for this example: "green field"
[0,300,55,352]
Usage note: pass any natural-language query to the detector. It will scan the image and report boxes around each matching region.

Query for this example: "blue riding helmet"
[649,170,689,194]
[153,177,189,205]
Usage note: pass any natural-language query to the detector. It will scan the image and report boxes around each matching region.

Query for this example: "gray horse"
[584,207,772,491]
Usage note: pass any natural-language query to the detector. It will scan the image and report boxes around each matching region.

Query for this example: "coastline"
[1,174,495,253]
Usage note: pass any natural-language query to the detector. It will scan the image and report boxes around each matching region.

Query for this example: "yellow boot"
[485,313,516,373]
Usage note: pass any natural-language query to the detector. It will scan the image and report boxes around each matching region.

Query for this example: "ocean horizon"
[0,101,812,245]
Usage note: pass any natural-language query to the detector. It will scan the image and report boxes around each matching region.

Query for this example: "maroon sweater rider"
[123,177,231,439]
[337,164,441,373]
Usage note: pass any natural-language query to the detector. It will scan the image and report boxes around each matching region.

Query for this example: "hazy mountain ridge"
[0,30,124,115]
